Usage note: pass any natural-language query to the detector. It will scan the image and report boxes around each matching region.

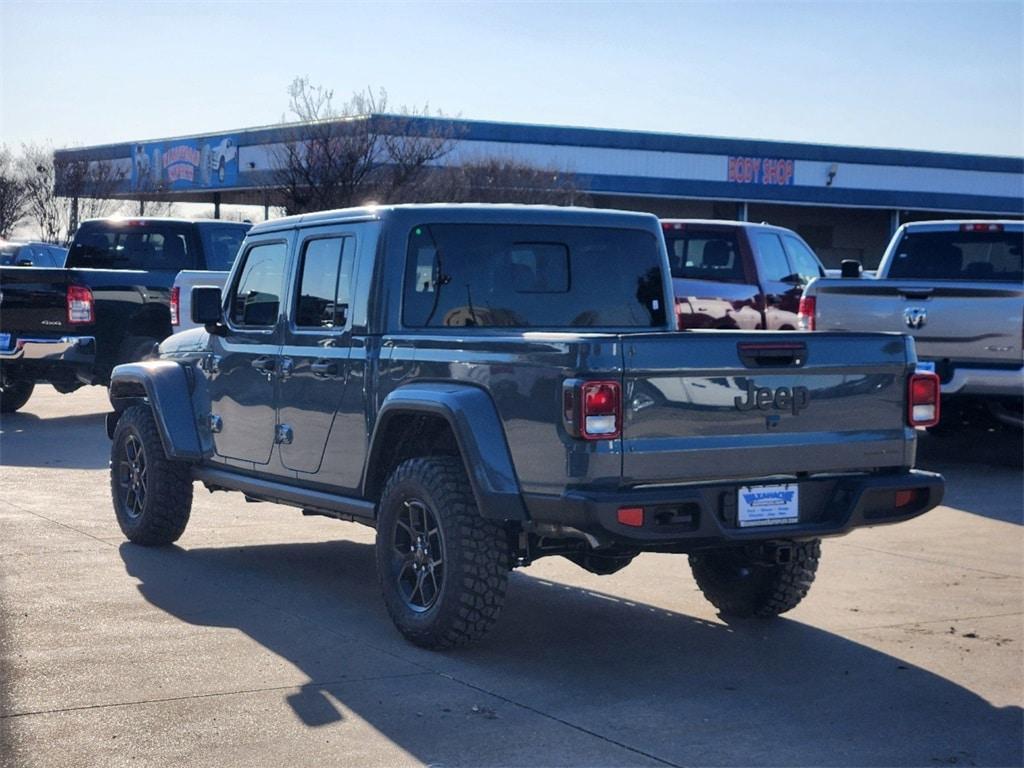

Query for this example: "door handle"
[310,359,339,377]
[251,356,276,374]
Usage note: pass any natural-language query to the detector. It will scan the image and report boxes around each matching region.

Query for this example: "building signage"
[131,134,240,191]
[727,156,795,186]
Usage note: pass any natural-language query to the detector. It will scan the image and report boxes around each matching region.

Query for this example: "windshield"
[67,222,195,271]
[199,224,249,270]
[888,229,1023,282]
[402,224,666,329]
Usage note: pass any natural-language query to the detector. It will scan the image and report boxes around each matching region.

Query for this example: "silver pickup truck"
[801,220,1023,430]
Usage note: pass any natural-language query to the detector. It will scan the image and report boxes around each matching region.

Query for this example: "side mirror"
[840,259,863,278]
[15,258,33,266]
[192,286,226,335]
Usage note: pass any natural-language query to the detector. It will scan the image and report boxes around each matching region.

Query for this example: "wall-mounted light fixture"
[826,163,838,187]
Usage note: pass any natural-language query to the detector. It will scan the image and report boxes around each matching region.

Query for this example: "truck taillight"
[580,381,621,440]
[675,298,686,330]
[798,295,816,331]
[66,285,94,324]
[170,286,180,326]
[908,372,940,427]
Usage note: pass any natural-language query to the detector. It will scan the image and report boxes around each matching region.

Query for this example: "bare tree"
[427,157,589,206]
[270,79,459,214]
[0,145,29,238]
[19,144,127,244]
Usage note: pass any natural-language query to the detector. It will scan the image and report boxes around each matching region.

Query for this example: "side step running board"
[192,466,376,524]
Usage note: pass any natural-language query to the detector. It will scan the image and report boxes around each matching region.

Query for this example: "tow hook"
[759,542,793,565]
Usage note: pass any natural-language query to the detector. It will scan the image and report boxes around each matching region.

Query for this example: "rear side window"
[664,231,746,283]
[294,237,355,328]
[199,224,249,271]
[230,241,288,327]
[402,224,665,329]
[781,235,824,281]
[67,223,194,271]
[754,233,793,282]
[888,230,1024,281]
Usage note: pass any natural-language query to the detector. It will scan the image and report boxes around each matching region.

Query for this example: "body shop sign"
[727,156,795,186]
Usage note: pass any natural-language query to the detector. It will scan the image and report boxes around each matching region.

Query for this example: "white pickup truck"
[171,270,229,333]
[800,220,1023,430]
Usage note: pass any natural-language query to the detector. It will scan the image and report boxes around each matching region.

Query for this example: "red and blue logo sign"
[727,156,795,186]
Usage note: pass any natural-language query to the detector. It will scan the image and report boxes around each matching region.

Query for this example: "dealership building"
[54,115,1023,269]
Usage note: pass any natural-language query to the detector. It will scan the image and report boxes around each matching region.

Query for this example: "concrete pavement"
[1,386,1021,767]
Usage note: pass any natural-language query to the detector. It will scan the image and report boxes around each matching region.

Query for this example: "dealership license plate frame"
[738,483,799,528]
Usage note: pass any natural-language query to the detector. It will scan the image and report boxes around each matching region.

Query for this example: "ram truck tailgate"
[0,267,72,337]
[621,331,914,485]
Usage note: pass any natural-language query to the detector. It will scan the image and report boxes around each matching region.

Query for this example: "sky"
[1,0,1022,158]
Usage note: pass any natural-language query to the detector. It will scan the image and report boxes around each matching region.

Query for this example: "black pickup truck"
[0,217,249,412]
[106,204,944,649]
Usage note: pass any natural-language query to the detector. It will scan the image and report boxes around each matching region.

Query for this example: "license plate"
[738,484,799,528]
[0,333,10,352]
[916,361,936,374]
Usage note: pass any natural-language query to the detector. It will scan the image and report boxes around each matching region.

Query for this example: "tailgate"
[814,280,1023,366]
[621,331,912,485]
[0,267,72,336]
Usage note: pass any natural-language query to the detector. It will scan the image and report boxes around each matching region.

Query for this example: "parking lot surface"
[1,386,1021,767]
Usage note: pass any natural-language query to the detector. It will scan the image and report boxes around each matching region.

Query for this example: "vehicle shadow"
[0,411,109,469]
[916,429,1023,525]
[120,540,1022,767]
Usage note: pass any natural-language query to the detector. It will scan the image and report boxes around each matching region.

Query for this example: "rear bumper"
[0,336,97,383]
[524,469,944,549]
[929,362,1023,398]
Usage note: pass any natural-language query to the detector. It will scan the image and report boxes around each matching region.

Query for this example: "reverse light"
[798,295,816,331]
[580,381,621,440]
[170,286,181,326]
[908,372,940,427]
[66,285,94,324]
[895,489,922,509]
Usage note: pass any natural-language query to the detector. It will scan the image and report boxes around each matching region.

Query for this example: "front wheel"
[376,456,509,649]
[0,380,35,413]
[110,405,193,545]
[689,540,821,618]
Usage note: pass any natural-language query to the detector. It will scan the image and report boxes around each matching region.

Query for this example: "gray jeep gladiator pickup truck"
[106,205,944,649]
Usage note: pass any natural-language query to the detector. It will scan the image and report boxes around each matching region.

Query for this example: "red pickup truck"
[661,220,826,330]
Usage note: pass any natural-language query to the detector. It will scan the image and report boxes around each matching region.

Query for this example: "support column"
[737,201,749,222]
[213,192,221,219]
[69,196,79,235]
[889,210,900,236]
[139,200,145,216]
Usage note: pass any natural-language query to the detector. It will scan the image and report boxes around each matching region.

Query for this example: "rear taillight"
[798,295,816,331]
[675,298,686,330]
[908,372,940,427]
[66,285,94,324]
[960,223,1003,232]
[580,381,621,440]
[170,286,180,326]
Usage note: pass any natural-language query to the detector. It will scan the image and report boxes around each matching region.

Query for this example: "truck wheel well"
[109,380,148,410]
[366,414,459,501]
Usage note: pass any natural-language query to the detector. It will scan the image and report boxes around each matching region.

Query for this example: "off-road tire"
[118,336,161,366]
[689,539,821,618]
[110,404,192,545]
[376,456,509,649]
[0,380,34,413]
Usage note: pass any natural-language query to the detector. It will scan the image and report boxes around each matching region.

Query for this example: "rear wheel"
[0,380,35,413]
[689,540,821,618]
[376,456,509,649]
[110,405,192,545]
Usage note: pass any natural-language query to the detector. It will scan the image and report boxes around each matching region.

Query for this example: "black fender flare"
[365,383,528,522]
[107,361,204,461]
